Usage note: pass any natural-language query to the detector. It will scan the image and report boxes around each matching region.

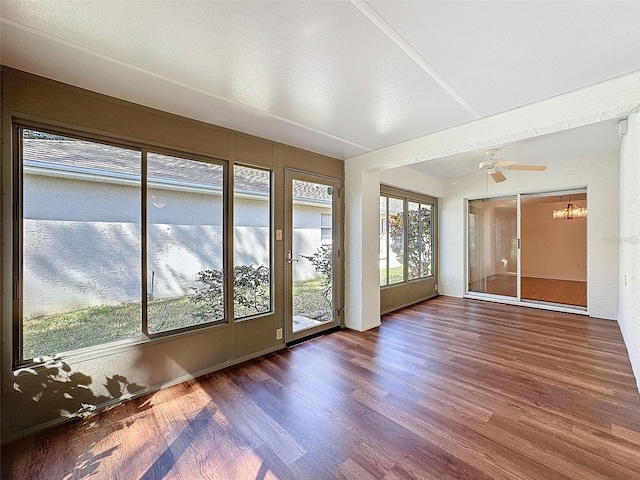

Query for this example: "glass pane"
[468,197,517,297]
[521,193,587,307]
[234,166,271,319]
[21,129,142,359]
[379,196,388,286]
[292,179,333,333]
[388,197,405,284]
[320,213,332,243]
[420,204,433,278]
[407,201,420,280]
[147,152,224,332]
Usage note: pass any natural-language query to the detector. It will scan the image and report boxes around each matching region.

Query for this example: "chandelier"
[552,199,587,220]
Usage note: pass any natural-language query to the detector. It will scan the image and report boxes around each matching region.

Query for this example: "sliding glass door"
[467,190,587,310]
[468,196,518,298]
[520,192,587,307]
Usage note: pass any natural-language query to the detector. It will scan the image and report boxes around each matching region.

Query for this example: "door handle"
[287,250,299,263]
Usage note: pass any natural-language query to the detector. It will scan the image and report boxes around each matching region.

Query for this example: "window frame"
[379,195,389,286]
[144,148,229,335]
[407,200,434,280]
[379,185,437,290]
[12,122,234,366]
[386,195,406,286]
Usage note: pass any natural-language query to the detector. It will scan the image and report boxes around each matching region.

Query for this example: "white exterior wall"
[440,151,620,320]
[233,195,271,274]
[618,113,640,392]
[147,186,224,300]
[292,202,332,280]
[25,175,143,316]
[24,174,328,316]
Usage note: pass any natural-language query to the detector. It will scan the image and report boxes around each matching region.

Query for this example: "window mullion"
[418,203,422,278]
[385,196,390,286]
[14,126,25,365]
[404,198,408,283]
[142,150,149,335]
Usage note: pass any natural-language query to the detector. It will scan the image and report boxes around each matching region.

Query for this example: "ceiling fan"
[454,149,547,184]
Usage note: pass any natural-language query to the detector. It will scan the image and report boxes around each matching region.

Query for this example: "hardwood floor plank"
[3,296,640,479]
[521,277,587,307]
[290,374,488,480]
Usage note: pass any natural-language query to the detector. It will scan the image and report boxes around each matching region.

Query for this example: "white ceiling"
[409,118,624,180]
[1,1,639,174]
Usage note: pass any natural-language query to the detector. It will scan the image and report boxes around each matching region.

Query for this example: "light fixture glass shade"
[552,203,587,220]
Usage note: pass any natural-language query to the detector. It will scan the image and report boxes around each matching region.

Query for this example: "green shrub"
[190,264,271,320]
[190,269,225,320]
[233,264,270,316]
[301,245,332,305]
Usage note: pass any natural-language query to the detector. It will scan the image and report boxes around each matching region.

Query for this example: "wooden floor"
[470,274,518,297]
[3,296,640,479]
[471,275,587,307]
[522,277,587,307]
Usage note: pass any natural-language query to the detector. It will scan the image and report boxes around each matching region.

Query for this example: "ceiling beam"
[347,69,640,171]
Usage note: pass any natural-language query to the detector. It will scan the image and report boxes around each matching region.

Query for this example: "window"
[233,165,272,319]
[379,190,435,287]
[320,213,332,243]
[407,202,433,280]
[147,152,225,332]
[387,197,405,285]
[15,127,231,363]
[19,129,143,360]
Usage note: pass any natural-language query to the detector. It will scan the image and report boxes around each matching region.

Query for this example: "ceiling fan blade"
[452,171,483,185]
[507,165,547,171]
[491,171,506,183]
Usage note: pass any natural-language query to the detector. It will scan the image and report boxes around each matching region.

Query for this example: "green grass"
[23,297,209,360]
[23,278,330,360]
[380,265,404,285]
[293,277,332,322]
[147,296,204,333]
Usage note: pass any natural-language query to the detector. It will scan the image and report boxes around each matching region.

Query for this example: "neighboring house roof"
[23,139,332,202]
